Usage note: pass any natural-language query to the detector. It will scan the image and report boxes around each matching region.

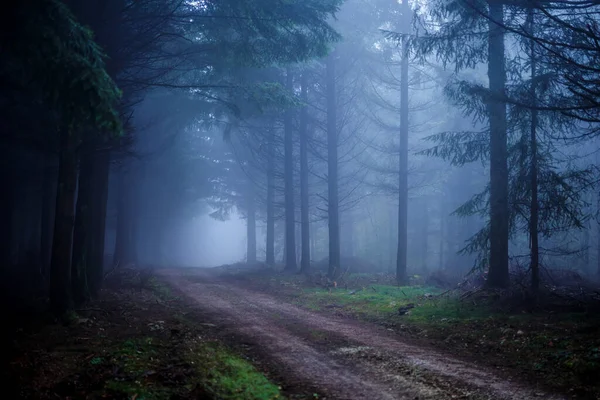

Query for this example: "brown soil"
[158,267,568,400]
[4,269,314,399]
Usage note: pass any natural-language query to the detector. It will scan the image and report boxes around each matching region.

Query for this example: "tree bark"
[40,158,56,278]
[88,150,110,296]
[420,198,429,270]
[246,186,257,263]
[342,210,355,258]
[439,197,445,270]
[113,166,132,267]
[72,147,94,305]
[597,191,600,278]
[300,72,311,274]
[0,167,15,268]
[49,129,78,315]
[388,205,395,273]
[396,0,410,285]
[527,8,540,294]
[284,69,297,271]
[266,130,275,265]
[486,1,510,288]
[326,52,341,279]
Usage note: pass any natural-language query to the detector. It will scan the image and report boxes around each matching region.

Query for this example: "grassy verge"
[188,341,282,400]
[245,272,600,398]
[101,336,283,400]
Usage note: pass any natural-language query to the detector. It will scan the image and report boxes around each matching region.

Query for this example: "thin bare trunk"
[49,129,78,315]
[72,147,94,305]
[266,130,275,265]
[300,72,311,274]
[88,150,110,296]
[246,186,257,263]
[40,158,56,278]
[113,167,132,267]
[284,69,297,271]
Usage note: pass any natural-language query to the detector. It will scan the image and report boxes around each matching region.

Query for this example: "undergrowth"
[188,341,283,400]
[256,274,600,398]
[8,268,285,400]
[101,336,283,400]
[294,285,600,398]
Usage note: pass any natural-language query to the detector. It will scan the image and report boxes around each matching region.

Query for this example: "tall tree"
[1,0,124,314]
[300,72,311,273]
[284,69,297,271]
[527,6,540,293]
[486,1,510,288]
[396,0,410,285]
[246,185,257,263]
[266,128,276,265]
[326,52,341,278]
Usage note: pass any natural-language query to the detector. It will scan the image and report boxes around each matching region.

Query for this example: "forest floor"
[6,265,598,399]
[156,265,598,400]
[4,268,290,400]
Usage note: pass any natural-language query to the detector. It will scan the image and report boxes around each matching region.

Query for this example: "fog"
[3,0,600,298]
[164,210,247,268]
[83,0,600,279]
[6,1,600,396]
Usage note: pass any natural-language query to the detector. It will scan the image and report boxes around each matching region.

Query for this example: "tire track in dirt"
[158,268,565,400]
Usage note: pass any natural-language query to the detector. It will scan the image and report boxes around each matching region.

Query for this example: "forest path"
[157,267,563,400]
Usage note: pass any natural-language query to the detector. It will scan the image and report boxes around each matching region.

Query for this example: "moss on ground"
[100,336,283,400]
[188,341,283,400]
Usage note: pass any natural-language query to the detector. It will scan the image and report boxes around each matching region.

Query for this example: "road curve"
[157,268,564,400]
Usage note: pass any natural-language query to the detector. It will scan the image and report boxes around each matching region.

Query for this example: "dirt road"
[158,268,565,400]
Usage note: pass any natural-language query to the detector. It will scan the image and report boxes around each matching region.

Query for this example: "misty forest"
[4,0,600,399]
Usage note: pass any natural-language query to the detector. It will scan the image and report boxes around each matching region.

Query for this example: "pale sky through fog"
[173,210,247,267]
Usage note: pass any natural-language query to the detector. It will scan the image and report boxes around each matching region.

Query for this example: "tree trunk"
[388,205,395,273]
[284,69,297,271]
[527,8,540,294]
[342,210,355,258]
[266,129,275,265]
[40,158,56,278]
[310,220,317,263]
[439,197,445,270]
[597,190,600,278]
[300,72,311,274]
[282,221,287,264]
[396,0,410,285]
[49,129,78,315]
[127,162,143,266]
[114,166,132,267]
[326,52,341,279]
[246,186,257,263]
[486,1,510,288]
[0,167,15,268]
[88,150,110,296]
[420,198,429,271]
[72,147,94,305]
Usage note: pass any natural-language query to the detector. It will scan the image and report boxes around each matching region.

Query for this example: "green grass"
[101,336,284,400]
[298,285,452,319]
[288,282,600,397]
[103,337,173,400]
[189,341,283,400]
